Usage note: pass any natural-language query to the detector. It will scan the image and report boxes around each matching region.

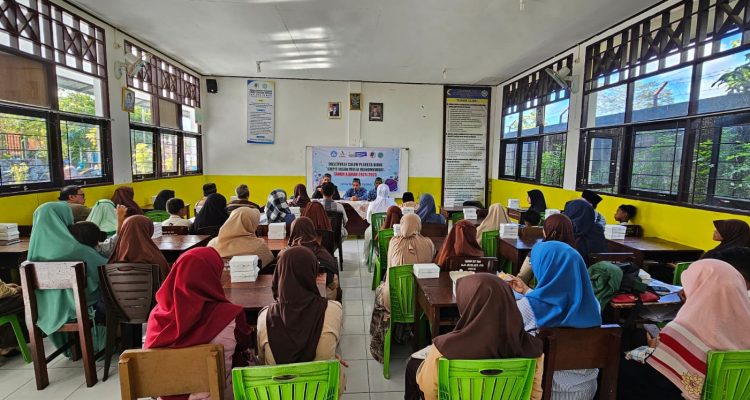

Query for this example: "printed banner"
[247,80,275,144]
[311,147,402,194]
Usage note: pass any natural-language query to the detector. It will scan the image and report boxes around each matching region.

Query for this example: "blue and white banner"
[309,147,405,195]
[247,80,275,144]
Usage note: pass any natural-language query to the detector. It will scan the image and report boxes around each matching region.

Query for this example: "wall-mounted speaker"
[207,79,218,93]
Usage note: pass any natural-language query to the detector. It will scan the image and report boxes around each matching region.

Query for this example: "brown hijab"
[387,214,434,268]
[208,207,274,268]
[543,213,576,246]
[302,201,332,231]
[109,215,170,278]
[475,203,511,241]
[382,205,403,230]
[266,246,328,364]
[704,219,750,259]
[292,184,311,210]
[288,216,337,274]
[433,274,543,360]
[435,220,484,270]
[112,186,143,216]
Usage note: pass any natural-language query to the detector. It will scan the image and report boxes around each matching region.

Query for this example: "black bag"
[615,262,647,293]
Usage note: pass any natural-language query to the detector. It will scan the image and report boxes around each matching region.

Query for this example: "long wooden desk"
[497,236,543,275]
[414,272,460,346]
[153,234,211,262]
[606,237,703,266]
[0,239,30,282]
[260,236,287,254]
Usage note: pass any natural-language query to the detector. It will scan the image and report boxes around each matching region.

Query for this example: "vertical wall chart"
[442,86,491,207]
[247,80,275,144]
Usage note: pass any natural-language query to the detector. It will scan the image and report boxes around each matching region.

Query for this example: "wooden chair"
[326,211,344,270]
[20,261,98,389]
[195,225,221,237]
[446,256,497,273]
[421,223,448,237]
[162,225,189,235]
[98,263,161,381]
[520,226,544,239]
[537,324,622,400]
[588,252,636,266]
[119,344,225,400]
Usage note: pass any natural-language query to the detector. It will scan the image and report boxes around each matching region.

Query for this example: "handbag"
[611,291,660,304]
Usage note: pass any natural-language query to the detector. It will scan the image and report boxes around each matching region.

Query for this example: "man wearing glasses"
[59,185,91,222]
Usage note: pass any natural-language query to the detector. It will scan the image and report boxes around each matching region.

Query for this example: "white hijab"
[366,184,396,221]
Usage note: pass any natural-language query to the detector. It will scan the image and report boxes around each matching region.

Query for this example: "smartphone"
[643,324,660,338]
[650,286,671,296]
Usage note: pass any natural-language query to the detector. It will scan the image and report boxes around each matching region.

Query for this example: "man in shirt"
[312,173,340,200]
[319,182,348,239]
[226,184,262,213]
[343,178,368,201]
[367,177,383,201]
[59,185,90,222]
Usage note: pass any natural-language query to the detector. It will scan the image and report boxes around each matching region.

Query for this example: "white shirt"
[161,215,191,228]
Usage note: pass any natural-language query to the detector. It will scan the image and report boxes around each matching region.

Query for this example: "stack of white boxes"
[413,263,440,279]
[289,207,301,219]
[229,255,259,283]
[268,222,286,239]
[544,209,561,219]
[450,270,475,296]
[507,199,520,209]
[499,223,519,239]
[604,224,627,240]
[392,223,401,236]
[0,223,20,245]
[463,208,478,220]
[151,222,162,238]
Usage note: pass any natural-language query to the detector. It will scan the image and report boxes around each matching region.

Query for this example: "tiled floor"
[0,239,408,399]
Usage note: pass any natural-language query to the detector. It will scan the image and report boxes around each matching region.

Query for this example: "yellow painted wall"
[490,179,750,251]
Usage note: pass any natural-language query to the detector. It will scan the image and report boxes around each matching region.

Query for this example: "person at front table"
[367,177,383,201]
[208,207,274,269]
[311,173,341,200]
[59,185,90,222]
[343,178,368,200]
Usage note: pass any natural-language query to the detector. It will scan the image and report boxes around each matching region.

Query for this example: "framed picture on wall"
[328,102,341,119]
[369,102,383,121]
[349,93,361,110]
[122,87,135,113]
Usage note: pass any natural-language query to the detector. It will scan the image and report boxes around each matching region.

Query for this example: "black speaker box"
[207,79,218,93]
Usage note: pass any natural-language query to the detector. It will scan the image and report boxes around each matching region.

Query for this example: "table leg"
[430,306,440,340]
[413,285,421,351]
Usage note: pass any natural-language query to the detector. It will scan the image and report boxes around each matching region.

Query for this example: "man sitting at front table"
[367,177,383,201]
[343,178,368,201]
[312,173,340,200]
[59,185,90,222]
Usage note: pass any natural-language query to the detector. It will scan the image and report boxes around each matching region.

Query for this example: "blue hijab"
[563,199,607,260]
[525,241,601,328]
[415,194,445,225]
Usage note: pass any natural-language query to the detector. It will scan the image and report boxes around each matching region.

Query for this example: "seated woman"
[434,220,484,271]
[507,241,602,400]
[144,247,251,400]
[401,192,418,209]
[27,202,108,352]
[406,274,545,400]
[302,201,332,231]
[377,205,403,242]
[111,186,143,217]
[265,189,295,224]
[517,213,576,284]
[563,199,607,262]
[153,189,175,211]
[702,219,750,259]
[257,247,346,395]
[617,259,750,400]
[109,215,171,279]
[86,199,119,236]
[191,193,229,235]
[415,194,446,225]
[475,203,511,242]
[370,214,434,363]
[208,207,274,268]
[0,280,24,357]
[366,184,397,221]
[287,217,339,301]
[520,189,546,226]
[289,183,311,210]
[195,182,217,213]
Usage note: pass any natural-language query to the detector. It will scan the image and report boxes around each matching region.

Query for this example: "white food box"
[0,232,19,240]
[230,271,258,283]
[499,223,519,239]
[392,223,401,236]
[507,199,520,209]
[604,224,627,240]
[463,208,478,220]
[229,255,259,270]
[268,222,287,239]
[414,263,440,279]
[544,209,561,219]
[402,207,415,215]
[638,269,652,284]
[0,223,18,232]
[289,207,301,218]
[450,270,475,296]
[151,222,162,238]
[443,198,456,208]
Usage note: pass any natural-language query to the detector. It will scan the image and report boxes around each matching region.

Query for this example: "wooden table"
[440,207,466,220]
[414,272,460,345]
[497,236,543,275]
[0,239,29,283]
[153,234,211,262]
[463,218,484,227]
[260,236,287,254]
[606,237,704,266]
[507,208,528,221]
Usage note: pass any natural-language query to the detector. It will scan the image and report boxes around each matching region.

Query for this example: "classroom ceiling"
[69,0,659,85]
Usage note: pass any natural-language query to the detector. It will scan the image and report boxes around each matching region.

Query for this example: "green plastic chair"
[438,357,537,400]
[144,210,170,223]
[384,264,416,379]
[703,350,750,400]
[367,212,387,272]
[373,228,395,290]
[481,230,499,258]
[673,262,691,286]
[0,314,31,363]
[451,212,465,225]
[232,360,340,400]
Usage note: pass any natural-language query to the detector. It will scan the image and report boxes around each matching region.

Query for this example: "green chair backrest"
[232,360,340,400]
[481,230,499,258]
[673,262,691,286]
[378,228,395,267]
[703,350,750,400]
[451,212,465,225]
[371,212,387,236]
[438,357,537,400]
[144,210,170,223]
[388,264,415,324]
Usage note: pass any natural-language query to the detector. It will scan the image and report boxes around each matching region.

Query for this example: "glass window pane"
[181,105,198,133]
[519,141,538,179]
[540,134,566,187]
[714,123,750,201]
[503,113,519,138]
[585,85,626,127]
[698,51,750,114]
[184,136,199,173]
[56,67,105,117]
[0,51,50,107]
[129,90,153,124]
[521,108,539,136]
[60,120,102,180]
[632,66,692,122]
[543,99,569,133]
[503,143,516,176]
[630,127,684,195]
[0,113,50,185]
[158,99,180,129]
[588,137,613,185]
[130,129,154,176]
[160,133,179,173]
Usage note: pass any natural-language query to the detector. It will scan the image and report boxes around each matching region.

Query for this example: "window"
[503,113,519,138]
[56,67,105,117]
[60,120,103,180]
[184,135,200,173]
[698,51,750,114]
[182,106,198,133]
[631,67,692,122]
[131,129,154,177]
[580,128,623,192]
[628,125,684,197]
[519,141,539,179]
[130,90,153,124]
[543,99,569,133]
[0,112,50,186]
[521,108,539,136]
[160,132,179,175]
[584,85,626,127]
[540,134,566,187]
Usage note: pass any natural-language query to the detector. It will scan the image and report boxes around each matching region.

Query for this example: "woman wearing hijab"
[563,199,607,263]
[287,217,339,301]
[144,247,251,399]
[153,189,175,211]
[208,207,274,268]
[406,274,545,400]
[191,193,228,235]
[289,184,311,210]
[434,220,484,271]
[382,205,403,231]
[508,240,602,400]
[401,192,418,209]
[366,184,397,221]
[517,213,576,284]
[111,186,143,217]
[27,202,108,352]
[618,259,750,400]
[256,247,345,393]
[302,201,332,231]
[266,189,295,224]
[520,189,547,226]
[702,219,750,259]
[370,214,435,362]
[86,199,118,236]
[475,203,511,242]
[415,194,446,225]
[109,215,171,279]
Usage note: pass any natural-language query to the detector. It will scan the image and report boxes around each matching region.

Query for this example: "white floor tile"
[339,335,368,360]
[342,394,369,400]
[371,392,405,400]
[367,358,407,392]
[0,368,34,399]
[342,359,369,394]
[343,300,364,316]
[343,315,367,334]
[6,365,102,400]
[343,287,364,301]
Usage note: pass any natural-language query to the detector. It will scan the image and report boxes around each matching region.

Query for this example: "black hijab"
[563,199,607,261]
[192,193,228,234]
[153,189,175,211]
[527,189,547,213]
